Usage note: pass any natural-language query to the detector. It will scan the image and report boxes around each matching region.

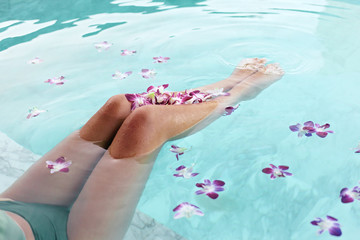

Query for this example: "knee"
[121,105,158,135]
[109,106,165,158]
[100,94,131,117]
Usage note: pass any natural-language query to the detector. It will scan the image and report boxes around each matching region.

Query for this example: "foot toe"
[236,58,267,71]
[261,63,285,75]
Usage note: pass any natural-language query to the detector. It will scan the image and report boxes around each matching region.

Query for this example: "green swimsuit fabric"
[0,210,26,240]
[0,201,69,240]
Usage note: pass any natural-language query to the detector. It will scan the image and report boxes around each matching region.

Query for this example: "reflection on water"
[0,0,207,51]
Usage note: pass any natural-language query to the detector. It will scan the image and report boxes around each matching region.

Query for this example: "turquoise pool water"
[1,0,360,239]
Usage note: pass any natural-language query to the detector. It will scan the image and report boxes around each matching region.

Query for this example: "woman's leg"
[0,58,264,208]
[0,95,132,207]
[67,63,284,240]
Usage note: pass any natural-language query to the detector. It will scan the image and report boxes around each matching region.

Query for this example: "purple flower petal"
[269,164,277,169]
[60,168,69,173]
[214,186,225,192]
[55,156,66,164]
[289,124,300,132]
[341,195,354,203]
[173,212,183,219]
[278,165,289,170]
[173,204,182,212]
[196,183,205,188]
[304,121,314,127]
[316,132,328,138]
[195,190,205,195]
[328,226,342,236]
[204,179,211,185]
[176,165,186,171]
[206,192,219,199]
[213,180,225,186]
[326,216,338,221]
[340,188,348,196]
[262,168,273,174]
[311,220,319,226]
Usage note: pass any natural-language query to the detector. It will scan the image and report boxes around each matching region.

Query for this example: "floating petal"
[94,41,112,52]
[121,49,136,56]
[27,57,43,64]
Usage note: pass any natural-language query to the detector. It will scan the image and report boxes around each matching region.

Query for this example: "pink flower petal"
[262,168,273,174]
[60,168,69,173]
[55,157,66,164]
[206,192,219,199]
[278,165,289,170]
[304,121,314,127]
[213,180,225,186]
[195,190,205,195]
[176,165,186,171]
[316,132,328,138]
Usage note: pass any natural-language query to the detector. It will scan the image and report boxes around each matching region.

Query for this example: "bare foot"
[193,58,267,93]
[217,62,284,105]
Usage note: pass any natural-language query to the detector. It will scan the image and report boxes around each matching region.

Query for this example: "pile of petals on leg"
[311,216,342,237]
[173,202,204,219]
[112,71,132,80]
[44,76,65,85]
[94,41,112,52]
[289,121,333,138]
[153,56,170,63]
[125,84,230,111]
[223,104,239,116]
[170,145,190,160]
[121,49,136,56]
[46,156,72,174]
[340,185,360,203]
[195,179,225,199]
[27,57,43,64]
[262,164,292,179]
[27,107,47,119]
[174,164,199,179]
[140,69,157,79]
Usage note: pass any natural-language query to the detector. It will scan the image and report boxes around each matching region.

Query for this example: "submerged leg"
[190,58,267,92]
[67,62,284,239]
[0,95,132,207]
[0,58,266,207]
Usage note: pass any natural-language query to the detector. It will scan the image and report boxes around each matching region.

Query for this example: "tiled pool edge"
[0,131,186,240]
